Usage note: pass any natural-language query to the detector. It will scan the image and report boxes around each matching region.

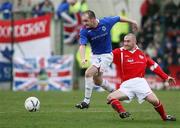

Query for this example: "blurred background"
[0,0,179,91]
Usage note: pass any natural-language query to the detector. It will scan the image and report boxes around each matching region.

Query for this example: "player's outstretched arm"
[146,55,169,80]
[120,17,138,32]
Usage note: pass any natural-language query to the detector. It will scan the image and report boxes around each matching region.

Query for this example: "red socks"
[109,99,168,120]
[154,101,167,121]
[109,98,126,113]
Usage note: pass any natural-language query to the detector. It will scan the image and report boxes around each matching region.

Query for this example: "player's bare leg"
[76,65,114,109]
[107,90,131,119]
[93,71,114,92]
[145,92,176,121]
[75,65,98,109]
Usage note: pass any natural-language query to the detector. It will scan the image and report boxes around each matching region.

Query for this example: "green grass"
[0,90,179,128]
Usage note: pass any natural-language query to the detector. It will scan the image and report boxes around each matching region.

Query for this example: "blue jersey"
[80,16,120,54]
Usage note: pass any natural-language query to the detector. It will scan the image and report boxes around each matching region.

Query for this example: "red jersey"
[113,47,168,82]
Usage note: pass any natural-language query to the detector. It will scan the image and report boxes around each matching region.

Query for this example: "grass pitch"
[0,90,179,128]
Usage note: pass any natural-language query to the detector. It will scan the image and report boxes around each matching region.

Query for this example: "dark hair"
[82,10,96,19]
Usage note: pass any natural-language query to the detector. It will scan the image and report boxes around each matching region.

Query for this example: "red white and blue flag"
[13,55,74,91]
[0,15,52,82]
[63,13,82,44]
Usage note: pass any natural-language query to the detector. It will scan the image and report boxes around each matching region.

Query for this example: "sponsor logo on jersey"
[127,59,134,62]
[139,55,144,59]
[91,32,108,40]
[102,26,106,31]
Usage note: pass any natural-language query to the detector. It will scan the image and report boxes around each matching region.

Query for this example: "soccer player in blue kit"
[75,10,138,109]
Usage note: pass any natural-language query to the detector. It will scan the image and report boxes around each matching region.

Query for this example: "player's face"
[81,14,95,28]
[123,36,136,50]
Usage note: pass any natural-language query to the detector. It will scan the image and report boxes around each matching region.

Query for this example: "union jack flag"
[13,55,74,91]
[63,13,82,44]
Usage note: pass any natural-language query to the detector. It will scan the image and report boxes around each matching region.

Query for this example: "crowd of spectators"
[0,0,88,19]
[138,0,179,73]
[0,0,54,19]
[0,0,88,44]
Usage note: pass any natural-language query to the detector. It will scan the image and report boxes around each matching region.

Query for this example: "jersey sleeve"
[112,48,121,64]
[146,55,168,80]
[79,29,88,45]
[104,16,121,28]
[57,3,69,13]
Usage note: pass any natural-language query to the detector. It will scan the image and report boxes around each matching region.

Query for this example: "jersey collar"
[122,45,139,53]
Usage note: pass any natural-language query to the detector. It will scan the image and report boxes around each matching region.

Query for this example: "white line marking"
[0,109,153,114]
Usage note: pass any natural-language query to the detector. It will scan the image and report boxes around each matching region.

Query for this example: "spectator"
[164,0,178,16]
[176,46,180,65]
[24,0,33,18]
[68,0,88,14]
[0,0,13,20]
[80,0,88,12]
[153,23,163,44]
[147,0,160,19]
[155,43,164,58]
[57,0,75,23]
[140,0,160,27]
[173,36,180,65]
[146,43,157,59]
[111,9,129,50]
[140,0,150,27]
[165,55,173,68]
[56,0,88,44]
[57,0,88,22]
[25,0,33,12]
[143,18,154,49]
[41,0,54,15]
[156,56,166,70]
[13,0,27,19]
[163,0,178,34]
[32,3,44,17]
[163,36,174,56]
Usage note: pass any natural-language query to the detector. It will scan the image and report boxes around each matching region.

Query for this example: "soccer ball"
[24,97,40,112]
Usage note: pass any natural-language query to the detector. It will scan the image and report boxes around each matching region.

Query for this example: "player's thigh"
[107,89,129,101]
[145,91,159,105]
[85,65,98,77]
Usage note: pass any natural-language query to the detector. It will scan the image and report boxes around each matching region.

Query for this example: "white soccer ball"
[24,97,40,112]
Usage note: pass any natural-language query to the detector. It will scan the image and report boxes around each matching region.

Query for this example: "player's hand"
[166,76,176,86]
[131,21,138,32]
[81,59,87,67]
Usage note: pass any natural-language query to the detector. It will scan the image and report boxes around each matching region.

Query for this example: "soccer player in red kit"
[107,33,176,121]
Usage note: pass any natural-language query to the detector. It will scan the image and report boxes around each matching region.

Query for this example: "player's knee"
[93,79,100,85]
[107,93,114,103]
[146,93,160,106]
[85,70,92,77]
[152,98,160,106]
[93,76,102,85]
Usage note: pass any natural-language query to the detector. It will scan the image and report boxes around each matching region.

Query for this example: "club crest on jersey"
[127,59,134,62]
[102,26,106,31]
[139,55,144,59]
